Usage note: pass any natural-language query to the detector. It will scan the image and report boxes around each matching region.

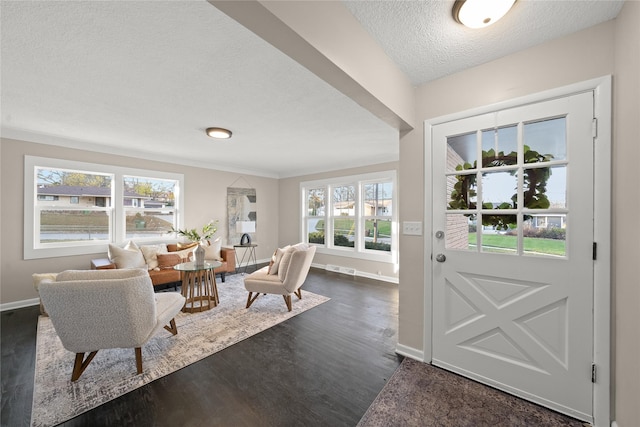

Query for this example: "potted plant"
[169,220,218,266]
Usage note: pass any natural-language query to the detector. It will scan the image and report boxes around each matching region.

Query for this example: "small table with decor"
[174,260,222,313]
[233,243,258,274]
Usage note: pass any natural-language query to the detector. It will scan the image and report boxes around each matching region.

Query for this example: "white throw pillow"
[277,245,303,281]
[291,242,309,251]
[108,241,146,269]
[269,245,290,275]
[204,238,223,261]
[32,273,58,291]
[140,244,168,270]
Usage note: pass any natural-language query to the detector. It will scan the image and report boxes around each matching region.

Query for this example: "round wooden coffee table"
[174,261,222,313]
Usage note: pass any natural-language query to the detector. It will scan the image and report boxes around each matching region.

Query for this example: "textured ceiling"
[344,0,624,85]
[1,0,624,178]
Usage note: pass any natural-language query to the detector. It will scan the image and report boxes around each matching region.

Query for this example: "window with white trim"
[301,171,397,263]
[25,156,184,259]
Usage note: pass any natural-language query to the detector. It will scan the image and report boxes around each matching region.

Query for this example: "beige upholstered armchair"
[38,269,185,381]
[244,244,316,311]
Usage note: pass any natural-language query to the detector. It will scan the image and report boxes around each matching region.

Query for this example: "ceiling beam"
[209,0,415,133]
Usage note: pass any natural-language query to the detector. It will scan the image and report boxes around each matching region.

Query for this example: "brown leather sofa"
[91,244,235,288]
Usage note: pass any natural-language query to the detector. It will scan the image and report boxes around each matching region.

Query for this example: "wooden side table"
[174,261,222,313]
[233,244,258,274]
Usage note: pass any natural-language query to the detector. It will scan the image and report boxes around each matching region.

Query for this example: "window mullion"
[356,182,363,252]
[327,184,333,249]
[113,174,123,243]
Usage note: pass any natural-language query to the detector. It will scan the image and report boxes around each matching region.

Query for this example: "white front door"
[431,92,594,422]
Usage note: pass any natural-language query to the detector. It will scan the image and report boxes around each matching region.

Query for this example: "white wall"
[0,137,279,306]
[397,11,639,425]
[611,1,640,425]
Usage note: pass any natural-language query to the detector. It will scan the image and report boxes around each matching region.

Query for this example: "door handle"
[435,253,446,263]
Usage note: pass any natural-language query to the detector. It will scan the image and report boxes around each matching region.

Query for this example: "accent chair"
[38,268,185,381]
[244,244,316,312]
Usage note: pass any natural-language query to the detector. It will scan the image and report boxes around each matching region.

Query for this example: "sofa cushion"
[148,269,180,287]
[108,241,146,269]
[140,244,168,270]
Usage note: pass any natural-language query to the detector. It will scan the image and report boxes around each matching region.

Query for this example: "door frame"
[423,76,611,426]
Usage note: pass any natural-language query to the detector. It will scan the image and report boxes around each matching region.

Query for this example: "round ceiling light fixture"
[452,0,516,29]
[206,127,232,139]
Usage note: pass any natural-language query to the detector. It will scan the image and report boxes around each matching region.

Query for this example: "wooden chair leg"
[135,347,143,375]
[163,318,178,335]
[71,351,98,381]
[294,289,302,300]
[246,292,260,308]
[283,295,292,312]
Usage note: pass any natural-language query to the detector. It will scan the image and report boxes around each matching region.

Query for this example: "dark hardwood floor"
[1,268,401,427]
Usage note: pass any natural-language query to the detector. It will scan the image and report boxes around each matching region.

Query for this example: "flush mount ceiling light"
[453,0,516,29]
[206,127,232,139]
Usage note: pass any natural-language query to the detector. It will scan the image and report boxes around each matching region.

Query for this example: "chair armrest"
[91,258,117,270]
[221,247,235,271]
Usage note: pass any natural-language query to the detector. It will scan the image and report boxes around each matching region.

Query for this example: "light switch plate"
[402,221,422,236]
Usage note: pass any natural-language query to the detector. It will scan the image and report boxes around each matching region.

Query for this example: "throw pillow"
[267,249,277,274]
[157,253,183,269]
[108,242,146,269]
[291,242,309,251]
[277,245,303,281]
[32,273,58,292]
[177,241,198,251]
[173,247,195,262]
[140,244,168,270]
[269,245,290,276]
[204,238,222,261]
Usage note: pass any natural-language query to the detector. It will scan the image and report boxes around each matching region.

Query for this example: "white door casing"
[431,92,594,422]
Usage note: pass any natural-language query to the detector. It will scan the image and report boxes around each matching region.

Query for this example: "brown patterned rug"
[358,358,588,427]
[31,274,329,427]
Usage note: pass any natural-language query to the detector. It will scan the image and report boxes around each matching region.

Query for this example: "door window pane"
[447,174,477,210]
[447,132,477,172]
[544,166,567,209]
[480,219,518,254]
[481,171,517,209]
[446,213,474,251]
[481,125,517,167]
[521,166,555,209]
[523,215,566,257]
[524,117,566,161]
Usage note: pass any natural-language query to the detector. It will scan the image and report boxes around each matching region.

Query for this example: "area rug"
[31,274,329,427]
[358,357,587,427]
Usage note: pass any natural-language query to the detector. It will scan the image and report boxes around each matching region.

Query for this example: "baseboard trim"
[611,421,619,427]
[1,298,39,312]
[395,343,424,361]
[311,262,399,284]
[357,270,399,284]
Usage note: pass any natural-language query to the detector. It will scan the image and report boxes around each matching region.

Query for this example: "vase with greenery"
[168,220,219,266]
